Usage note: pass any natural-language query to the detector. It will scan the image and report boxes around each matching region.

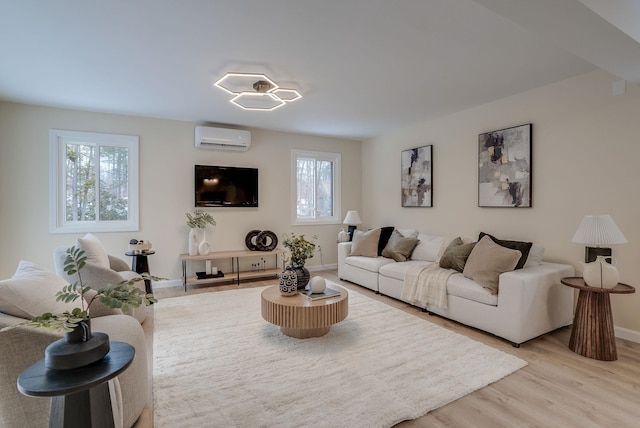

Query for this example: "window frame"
[290,149,341,225]
[49,129,139,234]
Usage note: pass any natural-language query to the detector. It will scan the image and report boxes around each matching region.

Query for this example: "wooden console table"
[561,277,635,361]
[180,249,284,291]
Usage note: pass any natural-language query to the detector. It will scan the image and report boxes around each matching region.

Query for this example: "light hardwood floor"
[143,270,640,428]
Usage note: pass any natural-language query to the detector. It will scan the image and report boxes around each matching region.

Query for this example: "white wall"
[362,70,640,333]
[0,103,362,281]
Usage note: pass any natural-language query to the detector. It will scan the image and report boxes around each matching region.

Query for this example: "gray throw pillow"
[382,230,420,262]
[439,237,476,272]
[463,236,521,294]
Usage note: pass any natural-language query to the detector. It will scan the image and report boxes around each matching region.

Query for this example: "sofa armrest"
[337,242,353,279]
[496,262,575,343]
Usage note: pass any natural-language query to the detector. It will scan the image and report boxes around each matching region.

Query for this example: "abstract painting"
[478,123,531,207]
[401,145,432,207]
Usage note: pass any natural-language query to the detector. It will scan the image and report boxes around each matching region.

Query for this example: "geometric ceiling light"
[213,72,302,112]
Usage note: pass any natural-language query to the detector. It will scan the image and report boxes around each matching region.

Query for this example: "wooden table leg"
[569,290,617,361]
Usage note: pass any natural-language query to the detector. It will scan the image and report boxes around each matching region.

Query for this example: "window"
[49,129,139,233]
[291,150,341,225]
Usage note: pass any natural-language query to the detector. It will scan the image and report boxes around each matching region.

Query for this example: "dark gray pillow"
[478,232,532,270]
[377,226,395,256]
[439,237,476,273]
[382,230,419,262]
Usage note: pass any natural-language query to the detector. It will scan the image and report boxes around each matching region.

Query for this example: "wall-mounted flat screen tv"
[195,165,258,207]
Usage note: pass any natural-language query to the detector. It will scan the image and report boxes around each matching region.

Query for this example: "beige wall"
[362,70,640,333]
[0,103,362,281]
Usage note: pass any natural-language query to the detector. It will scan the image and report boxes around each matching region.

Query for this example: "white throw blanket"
[402,264,455,308]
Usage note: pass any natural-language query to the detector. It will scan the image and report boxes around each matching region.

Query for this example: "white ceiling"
[1,0,638,140]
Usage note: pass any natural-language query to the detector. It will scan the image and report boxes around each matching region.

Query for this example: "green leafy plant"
[185,209,216,228]
[1,246,159,333]
[282,233,317,268]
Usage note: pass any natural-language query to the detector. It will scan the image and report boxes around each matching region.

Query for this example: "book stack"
[298,287,340,301]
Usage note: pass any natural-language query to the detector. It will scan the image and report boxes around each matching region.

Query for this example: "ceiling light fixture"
[214,72,301,111]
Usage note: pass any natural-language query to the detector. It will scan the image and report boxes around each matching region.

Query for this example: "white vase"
[582,256,619,289]
[338,228,349,243]
[189,228,205,256]
[198,240,210,255]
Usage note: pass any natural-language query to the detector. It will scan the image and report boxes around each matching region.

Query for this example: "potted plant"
[186,209,216,255]
[282,233,317,289]
[1,246,158,369]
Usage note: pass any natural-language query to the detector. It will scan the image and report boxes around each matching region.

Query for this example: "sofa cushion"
[410,234,445,262]
[439,238,477,272]
[377,226,395,256]
[382,230,420,262]
[76,233,110,269]
[463,236,521,294]
[446,273,498,306]
[0,260,74,319]
[345,255,395,273]
[478,232,531,270]
[350,228,382,257]
[379,260,434,281]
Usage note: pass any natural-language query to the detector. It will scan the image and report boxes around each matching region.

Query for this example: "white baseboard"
[615,326,640,344]
[308,263,337,272]
[152,279,182,289]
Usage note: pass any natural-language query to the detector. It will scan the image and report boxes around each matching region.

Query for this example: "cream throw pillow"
[463,236,521,294]
[76,233,110,269]
[350,228,382,257]
[0,260,74,319]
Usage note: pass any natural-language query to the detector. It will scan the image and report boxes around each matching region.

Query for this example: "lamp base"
[347,225,357,241]
[585,247,611,263]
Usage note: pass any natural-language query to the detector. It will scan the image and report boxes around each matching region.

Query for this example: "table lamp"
[571,214,627,263]
[343,211,362,241]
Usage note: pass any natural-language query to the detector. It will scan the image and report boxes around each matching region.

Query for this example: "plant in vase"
[186,209,216,256]
[1,246,159,369]
[282,232,317,289]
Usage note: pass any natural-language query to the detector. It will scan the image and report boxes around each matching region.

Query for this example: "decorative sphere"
[309,276,327,293]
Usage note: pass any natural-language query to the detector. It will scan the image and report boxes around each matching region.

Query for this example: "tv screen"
[195,165,258,207]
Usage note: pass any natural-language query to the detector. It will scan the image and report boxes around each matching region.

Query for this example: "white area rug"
[153,286,526,428]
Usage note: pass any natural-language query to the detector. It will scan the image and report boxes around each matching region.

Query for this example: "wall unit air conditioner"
[195,126,251,151]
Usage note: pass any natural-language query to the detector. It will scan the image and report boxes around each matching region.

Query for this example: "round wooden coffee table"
[261,284,348,339]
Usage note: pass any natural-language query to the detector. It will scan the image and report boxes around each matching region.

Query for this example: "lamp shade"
[343,211,362,225]
[571,215,627,245]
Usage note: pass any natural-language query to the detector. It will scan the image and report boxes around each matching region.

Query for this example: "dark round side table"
[125,250,155,294]
[17,341,134,428]
[561,277,635,361]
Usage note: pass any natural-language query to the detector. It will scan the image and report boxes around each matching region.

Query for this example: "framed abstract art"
[478,123,531,207]
[401,145,432,207]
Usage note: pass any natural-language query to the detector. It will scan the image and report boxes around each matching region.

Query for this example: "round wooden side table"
[261,284,348,339]
[561,277,635,361]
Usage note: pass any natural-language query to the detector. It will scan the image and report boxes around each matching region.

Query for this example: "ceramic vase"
[293,266,311,290]
[278,268,298,296]
[582,255,619,289]
[189,228,205,256]
[45,317,110,370]
[338,228,349,243]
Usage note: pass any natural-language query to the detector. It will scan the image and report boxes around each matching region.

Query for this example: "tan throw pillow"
[463,236,521,294]
[439,237,476,273]
[350,228,382,257]
[76,233,110,269]
[382,230,420,262]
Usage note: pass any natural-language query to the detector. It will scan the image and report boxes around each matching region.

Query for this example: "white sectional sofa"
[338,229,575,346]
